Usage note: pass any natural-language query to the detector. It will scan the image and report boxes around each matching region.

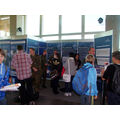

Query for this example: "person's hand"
[101,68,104,77]
[94,96,98,100]
[33,67,38,72]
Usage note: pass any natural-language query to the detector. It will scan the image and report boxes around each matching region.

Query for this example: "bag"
[61,67,65,77]
[72,66,92,95]
[50,70,58,80]
[112,64,120,95]
[63,58,71,82]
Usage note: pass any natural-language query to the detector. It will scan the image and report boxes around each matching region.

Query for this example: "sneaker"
[29,101,36,105]
[64,93,69,96]
[68,93,72,96]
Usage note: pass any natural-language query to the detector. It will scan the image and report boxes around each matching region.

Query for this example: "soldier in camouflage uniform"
[29,48,42,100]
[41,50,47,88]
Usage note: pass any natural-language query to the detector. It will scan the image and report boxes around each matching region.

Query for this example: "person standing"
[29,48,42,100]
[41,50,47,88]
[102,51,120,105]
[64,52,77,96]
[49,52,62,94]
[78,54,98,105]
[82,47,98,66]
[74,53,82,70]
[0,49,10,105]
[11,45,35,105]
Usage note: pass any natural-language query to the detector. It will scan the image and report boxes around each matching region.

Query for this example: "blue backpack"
[72,65,92,95]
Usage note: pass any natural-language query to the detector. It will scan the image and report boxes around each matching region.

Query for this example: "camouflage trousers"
[32,72,42,93]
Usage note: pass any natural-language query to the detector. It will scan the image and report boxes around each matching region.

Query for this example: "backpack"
[112,64,120,95]
[72,65,92,95]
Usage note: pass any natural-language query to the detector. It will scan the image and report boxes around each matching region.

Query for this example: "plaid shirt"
[11,50,32,80]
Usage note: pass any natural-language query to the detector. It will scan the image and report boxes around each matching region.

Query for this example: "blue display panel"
[78,42,94,61]
[95,35,112,65]
[62,42,77,57]
[47,43,61,58]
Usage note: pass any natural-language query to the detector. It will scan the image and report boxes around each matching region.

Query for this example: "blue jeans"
[80,95,91,105]
[0,98,7,105]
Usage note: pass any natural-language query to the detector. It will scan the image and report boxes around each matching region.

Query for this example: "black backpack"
[112,64,120,95]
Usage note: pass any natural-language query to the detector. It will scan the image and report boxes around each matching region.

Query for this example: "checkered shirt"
[11,51,32,80]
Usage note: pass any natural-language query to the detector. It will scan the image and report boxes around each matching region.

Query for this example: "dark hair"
[43,50,47,52]
[74,53,79,65]
[89,47,95,51]
[69,52,74,58]
[17,45,23,50]
[30,48,35,51]
[0,48,5,57]
[56,53,60,59]
[112,51,120,60]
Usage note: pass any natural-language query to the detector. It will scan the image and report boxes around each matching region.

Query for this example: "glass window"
[42,15,59,35]
[62,15,82,33]
[85,34,94,39]
[26,15,40,35]
[85,15,106,32]
[42,36,58,41]
[61,35,81,40]
[0,16,10,37]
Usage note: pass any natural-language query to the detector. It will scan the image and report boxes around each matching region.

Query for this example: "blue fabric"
[0,63,10,101]
[72,62,98,96]
[0,98,7,105]
[72,63,91,95]
[84,63,98,96]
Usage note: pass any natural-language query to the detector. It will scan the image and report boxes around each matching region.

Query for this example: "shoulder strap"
[68,58,70,75]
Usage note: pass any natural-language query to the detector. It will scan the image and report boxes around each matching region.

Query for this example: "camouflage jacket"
[31,54,42,73]
[41,55,47,71]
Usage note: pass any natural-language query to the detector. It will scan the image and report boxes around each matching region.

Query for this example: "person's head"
[69,52,74,58]
[0,49,5,64]
[85,54,95,65]
[88,47,95,56]
[75,53,79,61]
[43,50,47,56]
[17,45,23,51]
[54,50,58,55]
[29,48,35,56]
[112,51,120,64]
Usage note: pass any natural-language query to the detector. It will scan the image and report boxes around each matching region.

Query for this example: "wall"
[106,15,120,51]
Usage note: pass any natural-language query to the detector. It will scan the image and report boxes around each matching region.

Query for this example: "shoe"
[29,101,36,105]
[34,92,39,100]
[68,93,72,96]
[64,93,69,96]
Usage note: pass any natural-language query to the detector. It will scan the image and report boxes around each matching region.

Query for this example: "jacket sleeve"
[3,67,10,86]
[89,68,98,96]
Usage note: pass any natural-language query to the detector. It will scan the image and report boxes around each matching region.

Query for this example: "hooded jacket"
[0,63,10,101]
[83,62,98,96]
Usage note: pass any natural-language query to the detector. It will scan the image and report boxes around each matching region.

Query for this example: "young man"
[29,48,42,100]
[11,45,35,105]
[82,47,98,66]
[80,54,98,105]
[0,49,10,105]
[102,51,120,105]
[41,50,47,88]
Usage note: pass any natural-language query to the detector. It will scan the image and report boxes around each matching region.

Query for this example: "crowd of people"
[0,45,120,105]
